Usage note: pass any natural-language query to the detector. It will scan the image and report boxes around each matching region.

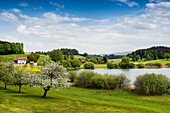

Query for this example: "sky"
[0,0,170,54]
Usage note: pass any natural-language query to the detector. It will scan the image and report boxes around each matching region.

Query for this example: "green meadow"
[0,83,169,113]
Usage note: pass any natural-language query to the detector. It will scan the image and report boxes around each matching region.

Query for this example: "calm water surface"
[71,68,170,83]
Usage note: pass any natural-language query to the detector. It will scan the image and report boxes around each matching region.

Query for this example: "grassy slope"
[0,53,30,61]
[0,83,169,113]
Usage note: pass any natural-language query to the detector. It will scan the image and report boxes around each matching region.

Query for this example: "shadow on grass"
[0,86,28,94]
[12,94,59,100]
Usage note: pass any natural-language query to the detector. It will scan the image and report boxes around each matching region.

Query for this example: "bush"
[84,62,95,69]
[134,73,168,95]
[107,62,114,69]
[62,60,71,68]
[119,63,135,68]
[74,70,130,90]
[107,62,119,69]
[136,63,144,68]
[74,70,97,87]
[72,59,81,68]
[165,62,170,67]
[145,62,162,67]
[68,71,77,82]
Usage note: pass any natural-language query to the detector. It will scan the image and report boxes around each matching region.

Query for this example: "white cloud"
[49,1,64,10]
[0,12,19,23]
[113,0,139,7]
[19,2,30,7]
[11,8,21,13]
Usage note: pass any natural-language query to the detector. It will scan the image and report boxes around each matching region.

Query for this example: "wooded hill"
[128,46,170,61]
[0,41,24,55]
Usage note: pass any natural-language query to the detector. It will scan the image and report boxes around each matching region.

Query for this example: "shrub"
[119,63,135,68]
[69,71,77,82]
[74,70,97,87]
[145,62,162,67]
[134,73,168,95]
[107,62,114,69]
[72,59,81,68]
[62,60,71,68]
[115,74,130,88]
[136,63,144,68]
[74,70,130,90]
[165,62,170,67]
[84,62,95,69]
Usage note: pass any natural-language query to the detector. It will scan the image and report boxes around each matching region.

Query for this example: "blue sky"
[0,0,170,54]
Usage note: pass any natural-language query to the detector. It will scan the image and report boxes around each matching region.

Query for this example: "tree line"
[127,46,170,61]
[0,40,24,55]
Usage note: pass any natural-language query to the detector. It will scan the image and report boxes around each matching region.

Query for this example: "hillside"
[129,46,170,61]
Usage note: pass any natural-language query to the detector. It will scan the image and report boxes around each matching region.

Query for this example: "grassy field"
[0,53,30,61]
[0,83,169,113]
[131,59,170,65]
[74,55,86,59]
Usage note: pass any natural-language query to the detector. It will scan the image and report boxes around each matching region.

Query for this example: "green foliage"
[130,46,170,61]
[84,62,95,69]
[102,56,108,63]
[107,62,119,69]
[49,49,63,62]
[165,62,170,67]
[145,62,162,67]
[75,70,130,90]
[72,59,81,68]
[61,48,79,55]
[0,61,14,89]
[62,60,71,68]
[107,62,114,69]
[134,73,168,95]
[69,53,74,60]
[37,55,52,66]
[0,41,24,55]
[119,56,134,68]
[27,53,40,63]
[90,58,98,64]
[68,71,77,82]
[164,53,170,60]
[136,63,144,68]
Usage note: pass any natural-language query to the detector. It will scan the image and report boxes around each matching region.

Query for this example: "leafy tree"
[0,61,14,89]
[84,62,95,69]
[136,55,141,61]
[164,53,170,60]
[39,62,69,98]
[37,56,52,66]
[27,53,40,63]
[70,53,74,60]
[90,58,98,64]
[49,49,63,62]
[83,52,88,57]
[121,56,130,63]
[102,56,108,63]
[72,59,81,68]
[62,60,71,68]
[13,68,34,93]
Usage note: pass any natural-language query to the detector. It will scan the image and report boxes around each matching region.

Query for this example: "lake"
[71,68,170,83]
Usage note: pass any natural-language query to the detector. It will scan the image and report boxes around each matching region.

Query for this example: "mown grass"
[0,82,169,113]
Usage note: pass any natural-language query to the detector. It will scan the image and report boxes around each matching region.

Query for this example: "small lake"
[71,68,170,83]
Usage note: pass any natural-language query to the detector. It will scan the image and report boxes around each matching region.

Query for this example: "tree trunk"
[42,90,48,98]
[4,83,7,90]
[19,84,22,93]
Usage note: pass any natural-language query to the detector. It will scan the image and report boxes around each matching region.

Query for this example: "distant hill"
[128,46,170,61]
[114,51,133,55]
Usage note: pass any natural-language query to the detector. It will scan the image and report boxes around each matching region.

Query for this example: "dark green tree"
[49,49,63,62]
[27,53,40,63]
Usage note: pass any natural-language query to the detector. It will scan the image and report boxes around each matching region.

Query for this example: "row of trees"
[0,61,69,98]
[128,46,170,61]
[0,41,24,55]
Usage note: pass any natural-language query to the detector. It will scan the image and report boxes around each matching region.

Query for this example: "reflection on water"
[70,68,170,83]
